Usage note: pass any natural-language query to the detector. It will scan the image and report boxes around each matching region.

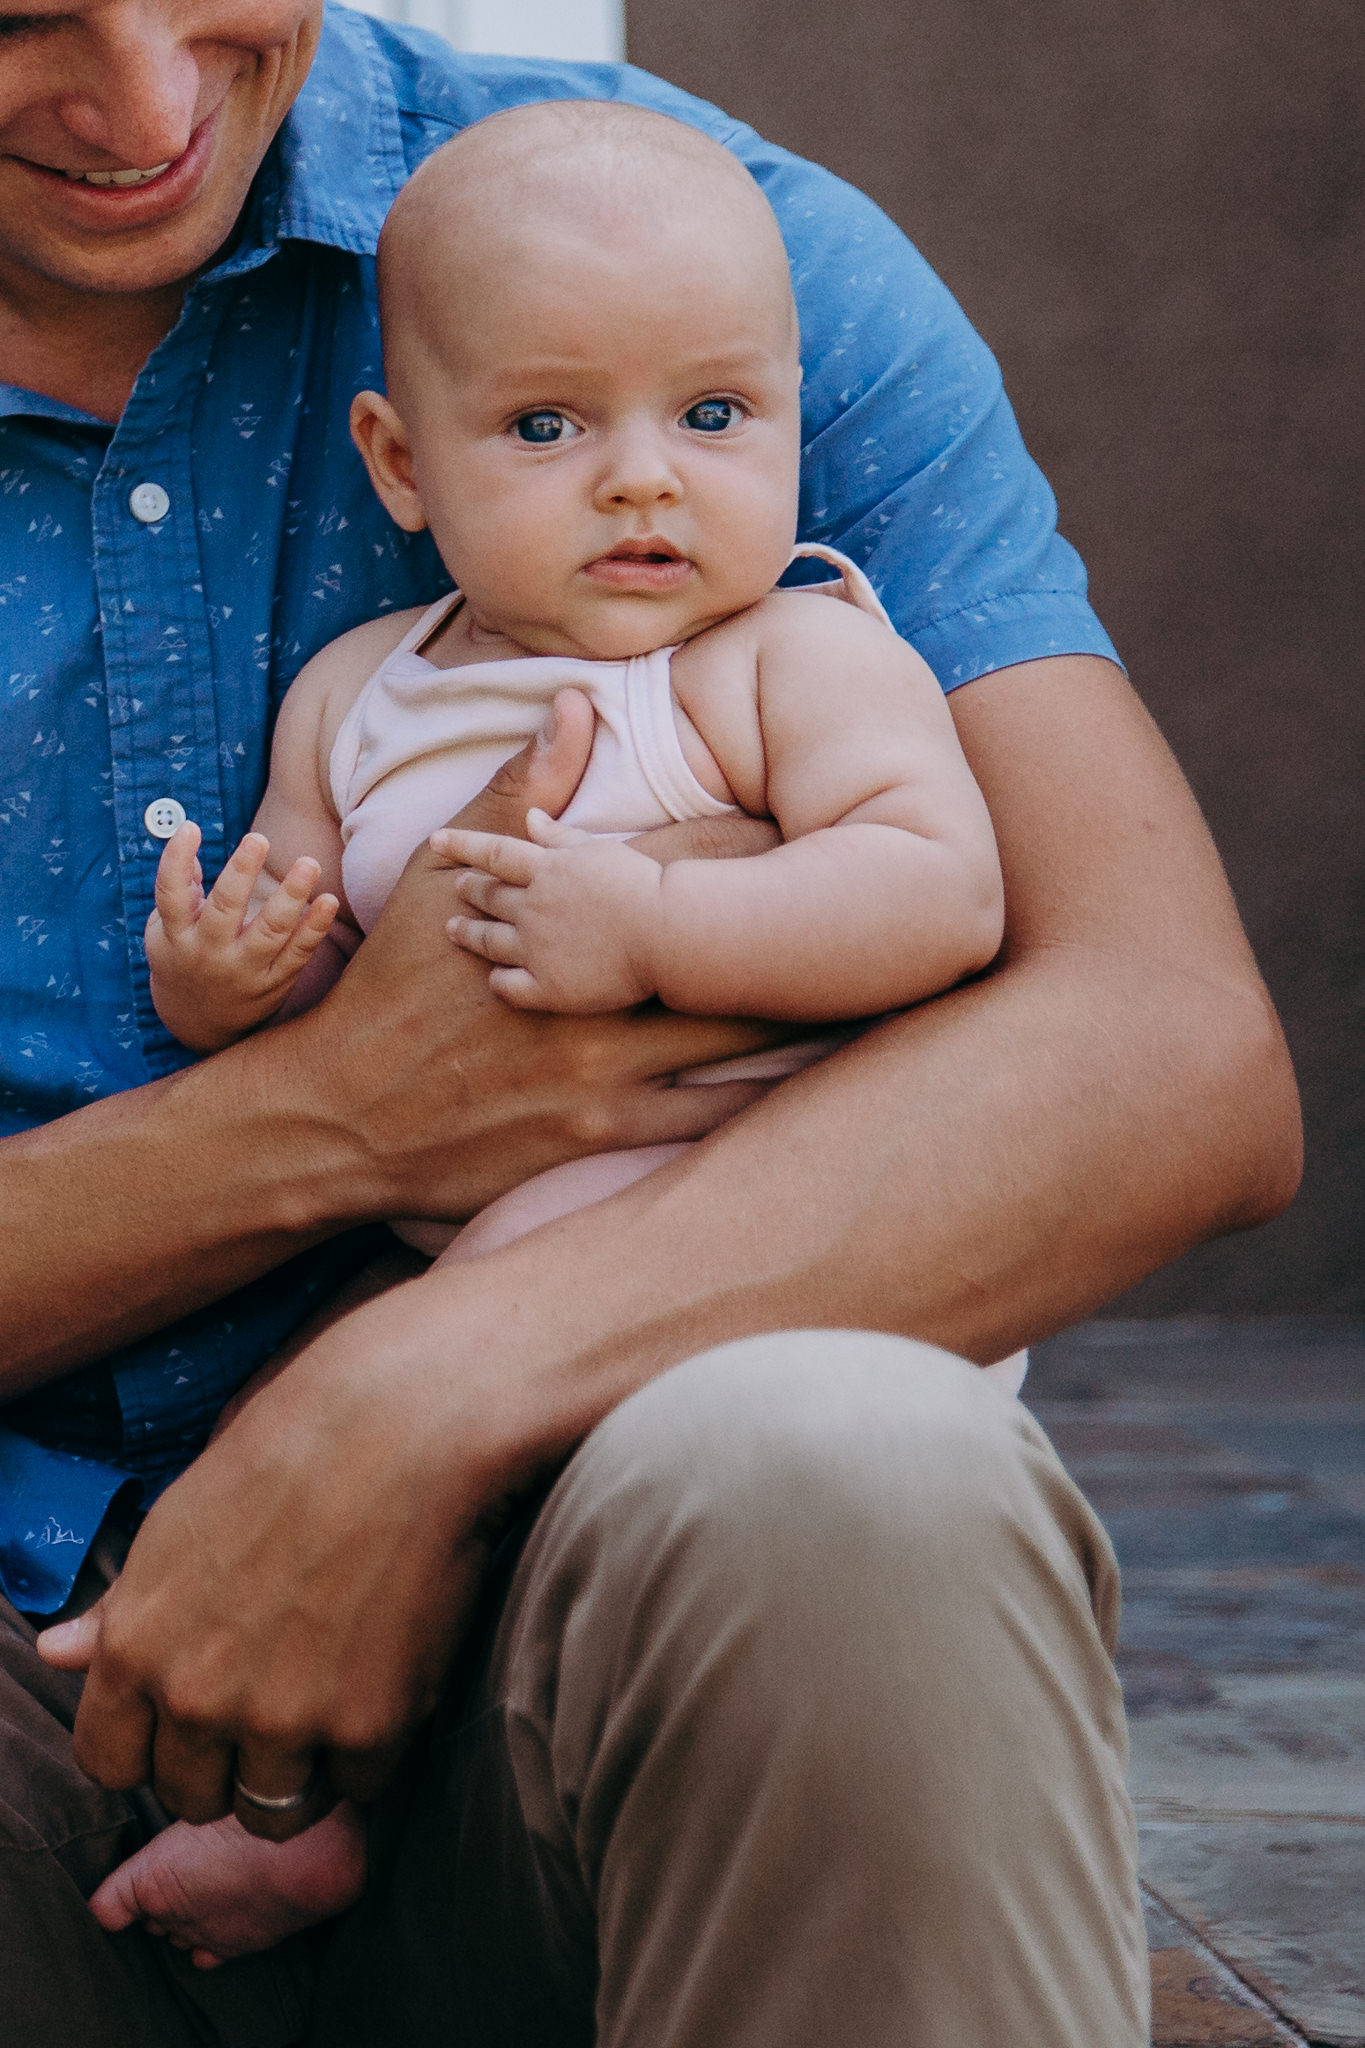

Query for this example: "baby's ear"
[349,391,427,533]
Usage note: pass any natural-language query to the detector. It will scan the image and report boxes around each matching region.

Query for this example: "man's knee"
[528,1329,1116,1676]
[567,1329,1041,1564]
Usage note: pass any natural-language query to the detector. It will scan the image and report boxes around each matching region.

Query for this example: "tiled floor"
[1027,1319,1365,2048]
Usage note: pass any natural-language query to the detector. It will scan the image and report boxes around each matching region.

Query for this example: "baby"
[88,101,1006,1968]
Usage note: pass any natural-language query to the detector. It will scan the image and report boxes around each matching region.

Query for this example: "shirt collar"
[0,387,108,426]
[205,3,408,281]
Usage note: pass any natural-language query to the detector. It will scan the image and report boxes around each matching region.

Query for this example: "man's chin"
[3,186,248,303]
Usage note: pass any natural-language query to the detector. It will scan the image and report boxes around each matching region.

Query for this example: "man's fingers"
[443,687,596,840]
[35,1605,101,1671]
[199,834,271,937]
[232,1740,330,1842]
[151,821,204,937]
[429,830,540,886]
[150,1718,236,1824]
[629,813,780,866]
[71,1658,157,1792]
[622,1006,796,1079]
[448,916,525,968]
[619,1076,773,1142]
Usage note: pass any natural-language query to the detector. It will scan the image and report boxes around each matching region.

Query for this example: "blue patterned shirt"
[0,4,1119,1612]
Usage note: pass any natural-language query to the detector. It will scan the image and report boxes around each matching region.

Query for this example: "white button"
[128,481,171,524]
[144,796,187,839]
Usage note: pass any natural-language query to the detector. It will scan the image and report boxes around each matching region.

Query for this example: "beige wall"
[628,0,1364,1314]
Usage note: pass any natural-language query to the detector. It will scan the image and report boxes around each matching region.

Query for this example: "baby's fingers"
[87,1858,142,1935]
[269,892,340,975]
[447,915,526,969]
[429,828,541,886]
[151,822,204,938]
[450,869,525,923]
[487,966,552,1010]
[525,807,593,850]
[199,834,271,939]
[241,860,329,960]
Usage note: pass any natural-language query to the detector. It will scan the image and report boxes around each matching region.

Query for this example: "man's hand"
[294,690,787,1226]
[40,1268,533,1837]
[440,809,666,1012]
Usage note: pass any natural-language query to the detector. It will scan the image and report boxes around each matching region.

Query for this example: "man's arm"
[50,653,1300,1825]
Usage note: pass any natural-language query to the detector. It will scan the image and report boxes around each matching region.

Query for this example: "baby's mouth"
[585,539,693,590]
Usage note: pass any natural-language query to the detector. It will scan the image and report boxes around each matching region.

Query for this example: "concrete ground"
[1027,1320,1365,2048]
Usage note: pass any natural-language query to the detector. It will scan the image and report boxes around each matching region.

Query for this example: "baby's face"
[380,204,803,661]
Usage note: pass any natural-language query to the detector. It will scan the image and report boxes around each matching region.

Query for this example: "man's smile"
[9,109,221,225]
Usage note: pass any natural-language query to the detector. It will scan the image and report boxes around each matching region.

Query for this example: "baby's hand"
[434,808,663,1012]
[146,823,339,1052]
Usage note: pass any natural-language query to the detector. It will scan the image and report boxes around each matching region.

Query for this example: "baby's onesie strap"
[396,588,464,660]
[328,590,464,820]
[787,542,895,629]
[625,647,739,823]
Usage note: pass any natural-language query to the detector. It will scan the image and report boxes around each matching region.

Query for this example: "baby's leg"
[434,1143,693,1266]
[89,1804,366,1971]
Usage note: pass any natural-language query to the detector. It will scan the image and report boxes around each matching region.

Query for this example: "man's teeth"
[63,163,171,187]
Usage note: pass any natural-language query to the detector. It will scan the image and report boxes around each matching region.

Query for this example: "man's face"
[0,0,321,302]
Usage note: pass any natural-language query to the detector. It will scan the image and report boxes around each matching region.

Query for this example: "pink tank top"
[329,543,893,934]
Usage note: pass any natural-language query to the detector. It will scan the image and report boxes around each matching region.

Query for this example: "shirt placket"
[93,290,232,1078]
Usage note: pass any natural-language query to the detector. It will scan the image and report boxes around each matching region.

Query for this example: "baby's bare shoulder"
[275,605,432,769]
[755,586,901,654]
[753,588,945,707]
[300,605,430,712]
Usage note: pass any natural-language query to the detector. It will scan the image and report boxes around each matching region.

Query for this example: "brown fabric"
[626,0,1364,1311]
[0,1599,314,2048]
[312,1333,1148,2047]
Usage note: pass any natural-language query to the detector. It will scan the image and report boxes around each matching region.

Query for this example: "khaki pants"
[0,1331,1149,2047]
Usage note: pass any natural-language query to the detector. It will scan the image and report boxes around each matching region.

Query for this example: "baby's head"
[351,101,803,660]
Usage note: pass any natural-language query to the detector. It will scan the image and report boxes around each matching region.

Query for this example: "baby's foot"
[89,1802,366,1969]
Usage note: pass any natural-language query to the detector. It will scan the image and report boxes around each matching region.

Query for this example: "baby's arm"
[443,595,1004,1019]
[146,626,384,1053]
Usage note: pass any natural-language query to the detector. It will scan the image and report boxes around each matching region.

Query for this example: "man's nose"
[58,9,200,168]
[592,424,684,513]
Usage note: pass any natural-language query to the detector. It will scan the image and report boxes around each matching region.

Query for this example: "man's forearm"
[359,653,1301,1483]
[0,1013,359,1392]
[396,935,1296,1477]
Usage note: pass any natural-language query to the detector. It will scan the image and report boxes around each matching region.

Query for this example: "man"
[0,4,1300,2043]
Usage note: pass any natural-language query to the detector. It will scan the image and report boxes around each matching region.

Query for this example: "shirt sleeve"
[611,69,1123,691]
[0,1429,138,1615]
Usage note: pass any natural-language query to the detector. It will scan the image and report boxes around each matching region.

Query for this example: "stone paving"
[1027,1319,1365,2048]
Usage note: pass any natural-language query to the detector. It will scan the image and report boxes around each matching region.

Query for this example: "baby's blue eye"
[683,399,741,434]
[515,411,573,444]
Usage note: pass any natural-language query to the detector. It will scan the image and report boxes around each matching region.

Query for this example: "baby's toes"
[88,1860,146,1934]
[191,1949,228,1971]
